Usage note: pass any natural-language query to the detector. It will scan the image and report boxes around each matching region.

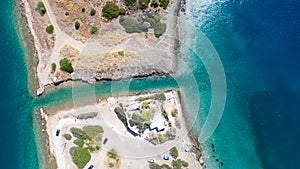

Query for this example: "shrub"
[107,149,118,159]
[75,21,80,30]
[114,107,128,128]
[59,58,74,73]
[70,127,86,139]
[151,0,160,8]
[171,159,189,169]
[70,147,91,169]
[139,0,150,10]
[77,112,98,120]
[171,109,178,117]
[102,2,120,20]
[83,125,104,142]
[149,163,172,169]
[35,2,46,16]
[90,27,98,35]
[74,139,84,147]
[64,134,72,140]
[169,147,178,159]
[141,101,150,109]
[90,8,96,16]
[118,51,124,56]
[119,17,142,33]
[124,0,137,6]
[46,25,54,34]
[119,8,126,15]
[51,63,56,73]
[159,0,170,9]
[153,22,166,38]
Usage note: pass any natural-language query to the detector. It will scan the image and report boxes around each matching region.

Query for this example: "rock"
[37,87,44,96]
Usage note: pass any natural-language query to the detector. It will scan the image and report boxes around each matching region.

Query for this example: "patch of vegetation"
[74,139,84,147]
[102,2,120,20]
[118,51,125,56]
[171,109,178,117]
[141,101,150,109]
[147,129,176,145]
[129,113,147,133]
[114,107,128,128]
[140,108,155,125]
[90,27,98,35]
[83,125,104,142]
[139,0,151,10]
[64,134,72,140]
[153,22,166,38]
[59,58,74,73]
[119,8,126,15]
[162,109,169,122]
[70,127,89,140]
[35,2,46,16]
[70,147,91,169]
[90,8,96,16]
[119,17,143,33]
[171,159,189,169]
[46,25,54,34]
[159,0,170,9]
[108,149,118,159]
[51,63,56,73]
[77,112,98,120]
[124,0,137,6]
[153,93,166,102]
[75,21,80,30]
[151,0,160,8]
[149,163,172,169]
[170,147,179,159]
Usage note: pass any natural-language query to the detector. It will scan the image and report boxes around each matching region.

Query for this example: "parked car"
[55,129,60,136]
[88,164,94,169]
[148,159,156,163]
[163,156,170,160]
[103,138,108,144]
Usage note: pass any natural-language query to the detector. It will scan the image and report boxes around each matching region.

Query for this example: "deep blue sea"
[0,0,299,169]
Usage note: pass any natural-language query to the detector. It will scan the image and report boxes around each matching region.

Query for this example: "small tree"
[59,58,74,73]
[159,0,170,9]
[139,0,150,10]
[51,63,56,73]
[90,27,98,35]
[102,2,120,20]
[119,8,126,15]
[35,2,46,16]
[151,0,160,8]
[169,147,179,159]
[124,0,137,6]
[90,8,96,16]
[46,25,54,34]
[153,22,166,38]
[75,21,80,30]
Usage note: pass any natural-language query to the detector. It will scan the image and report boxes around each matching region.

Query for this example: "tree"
[119,8,126,15]
[46,25,54,34]
[90,27,98,35]
[102,2,120,20]
[124,0,137,6]
[153,22,166,38]
[70,147,91,169]
[169,147,179,159]
[90,8,96,16]
[139,0,150,10]
[151,0,160,8]
[75,21,80,30]
[35,2,46,16]
[59,58,74,73]
[159,0,170,9]
[51,63,56,73]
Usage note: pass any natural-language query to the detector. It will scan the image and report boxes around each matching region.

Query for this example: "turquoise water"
[2,0,299,169]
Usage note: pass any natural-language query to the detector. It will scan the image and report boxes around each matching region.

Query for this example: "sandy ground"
[44,91,203,169]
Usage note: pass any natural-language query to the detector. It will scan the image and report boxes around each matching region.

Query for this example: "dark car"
[88,165,94,169]
[103,138,108,144]
[55,129,60,136]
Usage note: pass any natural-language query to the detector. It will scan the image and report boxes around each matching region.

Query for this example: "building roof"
[150,117,165,132]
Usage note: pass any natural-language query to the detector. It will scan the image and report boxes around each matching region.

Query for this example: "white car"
[148,159,156,163]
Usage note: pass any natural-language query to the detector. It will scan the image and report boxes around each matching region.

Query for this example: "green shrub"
[46,25,54,34]
[77,112,98,119]
[118,51,125,56]
[171,159,189,169]
[141,101,150,109]
[159,0,170,9]
[169,147,179,159]
[119,17,142,33]
[74,139,84,147]
[83,125,104,142]
[139,0,150,10]
[64,134,72,140]
[107,149,118,159]
[114,107,128,128]
[35,2,46,16]
[90,8,96,16]
[90,27,98,35]
[119,8,126,15]
[102,2,120,20]
[171,109,178,117]
[149,163,172,169]
[70,127,86,139]
[51,63,56,73]
[75,21,80,30]
[151,0,160,8]
[124,0,137,6]
[70,147,91,169]
[59,58,74,73]
[153,22,166,38]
